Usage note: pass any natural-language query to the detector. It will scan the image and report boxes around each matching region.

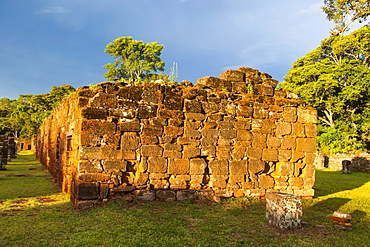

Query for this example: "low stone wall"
[36,67,317,209]
[315,153,370,172]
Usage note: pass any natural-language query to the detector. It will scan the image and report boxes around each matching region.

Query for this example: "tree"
[322,0,370,34]
[0,85,75,139]
[281,26,370,154]
[0,98,18,137]
[103,37,165,83]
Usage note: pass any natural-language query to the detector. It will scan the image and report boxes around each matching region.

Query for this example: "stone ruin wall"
[36,67,317,210]
[0,135,17,170]
[0,135,9,170]
[315,153,370,172]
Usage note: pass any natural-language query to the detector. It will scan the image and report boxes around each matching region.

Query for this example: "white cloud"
[297,2,322,15]
[36,6,72,14]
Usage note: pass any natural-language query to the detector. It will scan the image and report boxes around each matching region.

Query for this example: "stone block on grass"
[266,192,302,230]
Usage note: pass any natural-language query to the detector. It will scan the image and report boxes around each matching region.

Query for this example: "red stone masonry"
[36,67,317,209]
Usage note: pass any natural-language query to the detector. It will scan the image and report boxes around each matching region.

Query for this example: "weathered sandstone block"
[219,69,245,82]
[156,190,176,201]
[259,175,275,189]
[147,157,167,173]
[121,133,140,150]
[184,99,202,113]
[196,76,231,92]
[189,158,207,175]
[81,107,107,119]
[158,109,184,119]
[296,138,316,153]
[262,149,279,162]
[247,147,262,160]
[209,160,228,175]
[78,161,103,173]
[183,146,200,159]
[209,175,227,189]
[254,84,274,96]
[141,145,163,157]
[297,107,317,123]
[168,159,190,174]
[176,190,196,201]
[276,122,292,136]
[135,190,156,201]
[266,192,302,230]
[120,120,141,132]
[89,92,117,108]
[72,181,100,200]
[229,160,247,175]
[116,85,143,101]
[103,160,127,172]
[79,147,123,160]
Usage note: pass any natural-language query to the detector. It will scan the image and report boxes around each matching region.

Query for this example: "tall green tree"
[281,26,370,154]
[322,0,370,34]
[0,98,18,137]
[103,37,165,83]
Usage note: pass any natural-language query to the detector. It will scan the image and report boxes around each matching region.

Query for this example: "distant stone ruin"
[0,135,18,170]
[36,67,317,210]
[8,138,17,160]
[0,135,8,170]
[315,153,370,172]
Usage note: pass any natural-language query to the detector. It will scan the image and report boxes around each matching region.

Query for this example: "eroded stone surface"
[35,67,317,209]
[266,192,302,230]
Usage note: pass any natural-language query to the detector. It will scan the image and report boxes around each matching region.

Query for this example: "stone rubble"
[331,211,353,230]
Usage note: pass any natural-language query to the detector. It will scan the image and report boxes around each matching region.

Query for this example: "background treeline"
[281,0,370,155]
[281,26,370,155]
[0,85,75,139]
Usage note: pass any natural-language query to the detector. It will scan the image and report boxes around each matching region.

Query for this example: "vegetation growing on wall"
[0,85,75,139]
[169,62,179,83]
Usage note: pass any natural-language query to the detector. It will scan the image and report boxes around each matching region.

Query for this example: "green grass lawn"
[1,151,370,246]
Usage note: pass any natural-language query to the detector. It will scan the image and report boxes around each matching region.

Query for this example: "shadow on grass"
[305,197,368,227]
[308,197,351,214]
[314,170,370,197]
[8,153,37,162]
[351,209,367,222]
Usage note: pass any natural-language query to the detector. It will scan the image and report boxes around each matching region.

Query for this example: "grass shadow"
[351,209,367,223]
[307,197,351,214]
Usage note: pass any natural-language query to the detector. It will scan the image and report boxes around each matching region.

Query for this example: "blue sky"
[0,0,331,99]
